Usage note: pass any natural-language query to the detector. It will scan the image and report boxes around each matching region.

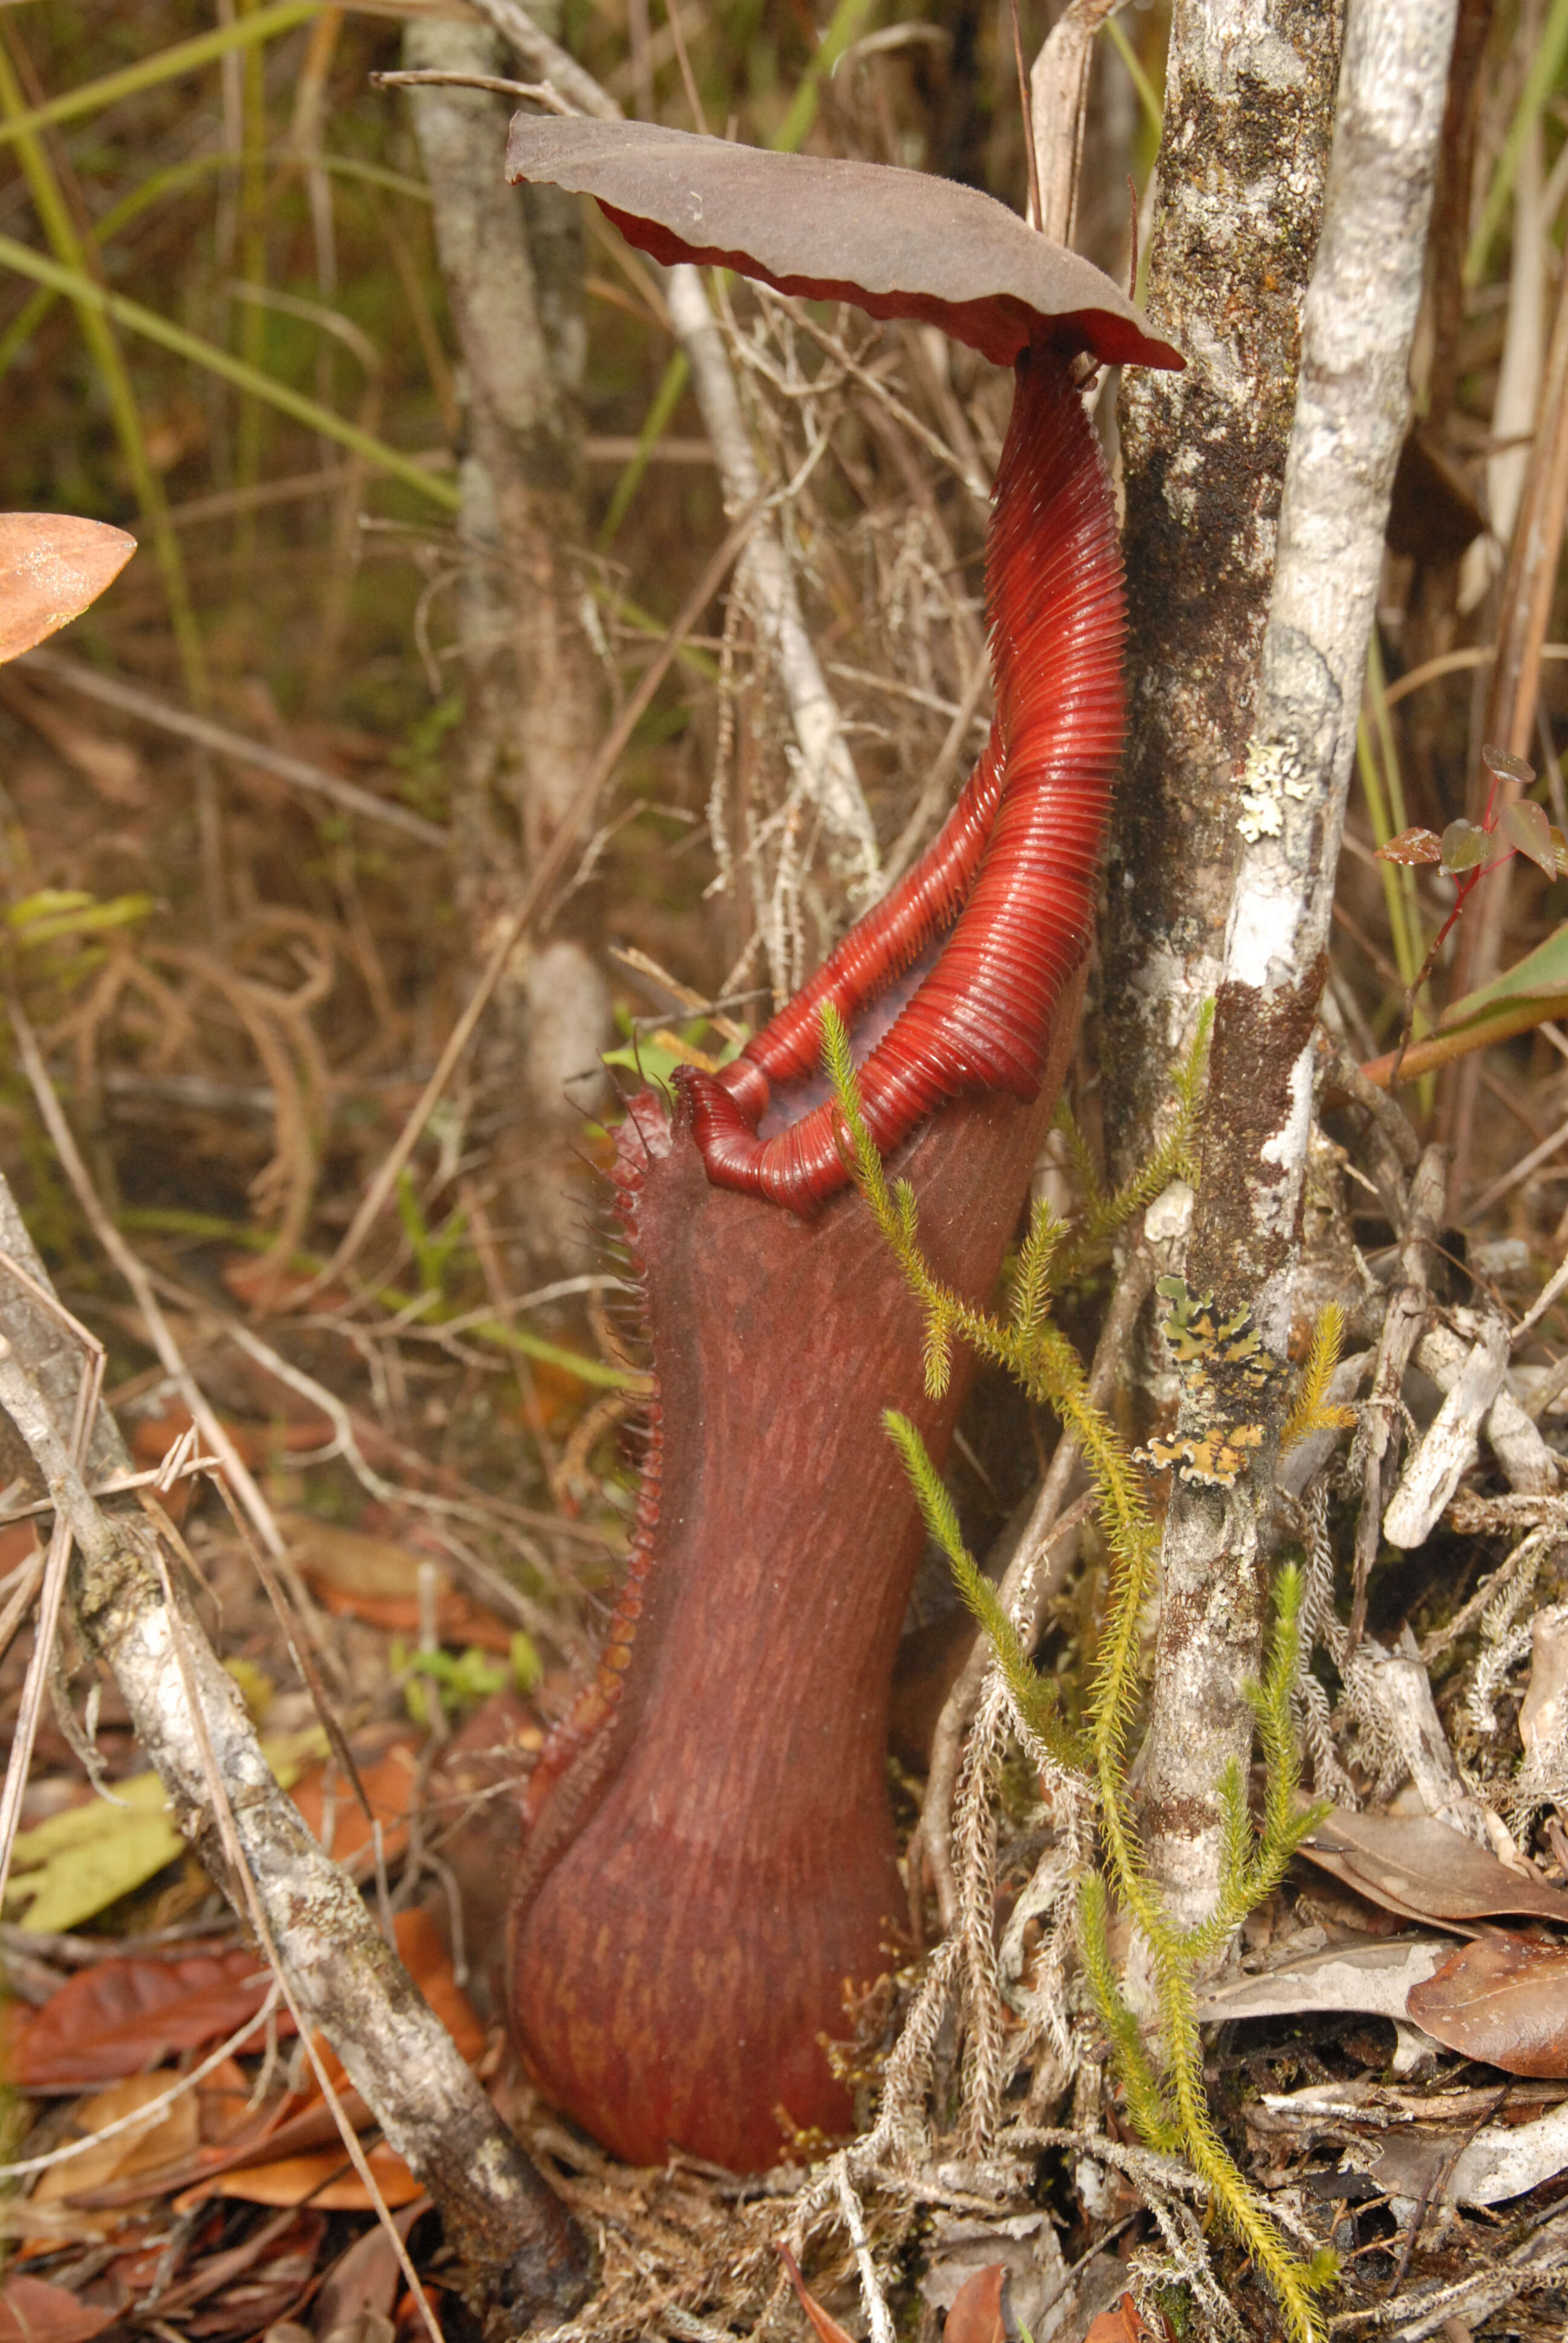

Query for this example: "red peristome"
[681,345,1123,1210]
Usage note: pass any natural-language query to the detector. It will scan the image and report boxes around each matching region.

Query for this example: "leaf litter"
[5,10,1568,2343]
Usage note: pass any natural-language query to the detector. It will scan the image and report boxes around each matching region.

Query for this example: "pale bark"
[1346,1628,1492,1840]
[404,25,611,1270]
[1135,0,1461,1930]
[1102,0,1344,1181]
[405,21,593,864]
[1414,1316,1562,1497]
[0,1179,586,2335]
[1383,1310,1509,1545]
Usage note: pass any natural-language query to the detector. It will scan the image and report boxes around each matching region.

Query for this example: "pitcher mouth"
[752,936,946,1141]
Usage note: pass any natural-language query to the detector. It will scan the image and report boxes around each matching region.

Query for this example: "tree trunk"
[1100,0,1345,1185]
[404,30,610,1271]
[1128,0,1460,1931]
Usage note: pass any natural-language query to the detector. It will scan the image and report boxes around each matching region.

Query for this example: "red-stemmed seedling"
[1376,743,1567,1087]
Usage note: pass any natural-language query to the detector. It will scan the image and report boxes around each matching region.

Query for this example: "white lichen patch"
[1236,735,1314,842]
[1145,1178,1195,1245]
[1259,1039,1315,1188]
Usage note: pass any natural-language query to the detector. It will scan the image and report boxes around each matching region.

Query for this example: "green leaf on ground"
[5,1732,323,1933]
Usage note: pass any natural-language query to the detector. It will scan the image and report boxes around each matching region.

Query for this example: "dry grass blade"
[1446,257,1568,1196]
[1028,0,1125,246]
[1485,257,1568,768]
[1382,639,1568,705]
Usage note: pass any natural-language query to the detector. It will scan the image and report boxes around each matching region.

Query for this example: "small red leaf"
[0,515,135,665]
[1482,742,1536,791]
[1440,818,1491,873]
[1500,798,1558,877]
[943,2265,1007,2343]
[1376,827,1442,866]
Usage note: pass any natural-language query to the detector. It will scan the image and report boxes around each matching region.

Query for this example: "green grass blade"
[0,234,459,511]
[598,348,689,551]
[0,281,51,379]
[0,156,243,385]
[0,41,209,700]
[235,0,273,560]
[1466,0,1568,286]
[774,0,879,152]
[0,151,432,389]
[0,0,322,152]
[1103,14,1163,144]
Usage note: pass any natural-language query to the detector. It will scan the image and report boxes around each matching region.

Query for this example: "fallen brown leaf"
[1408,1930,1568,2074]
[777,2242,855,2343]
[201,2140,423,2212]
[290,1741,422,1873]
[0,515,135,665]
[942,2263,1006,2343]
[31,2073,200,2222]
[281,1513,517,1654]
[1195,1932,1455,2020]
[1298,1809,1568,1930]
[0,2273,114,2343]
[8,1947,281,2092]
